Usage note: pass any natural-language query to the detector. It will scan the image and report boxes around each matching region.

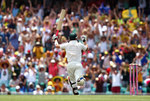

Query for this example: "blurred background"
[0,0,150,95]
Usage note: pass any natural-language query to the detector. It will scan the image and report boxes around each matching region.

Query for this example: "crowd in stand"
[0,0,150,95]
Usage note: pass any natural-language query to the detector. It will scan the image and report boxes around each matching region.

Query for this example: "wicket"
[129,64,138,95]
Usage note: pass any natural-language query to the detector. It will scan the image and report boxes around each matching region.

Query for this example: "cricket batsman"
[53,33,88,95]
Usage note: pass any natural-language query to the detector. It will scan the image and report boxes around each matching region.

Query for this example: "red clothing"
[48,63,58,77]
[82,61,87,69]
[87,0,104,6]
[111,87,120,93]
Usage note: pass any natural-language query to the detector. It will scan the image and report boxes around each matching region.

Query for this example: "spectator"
[11,59,21,78]
[33,42,44,59]
[42,29,51,46]
[24,62,36,85]
[62,78,71,93]
[45,86,54,95]
[12,1,19,17]
[121,62,129,88]
[110,62,122,93]
[0,27,9,44]
[101,70,108,93]
[33,85,43,95]
[16,18,23,34]
[95,76,104,93]
[0,37,3,47]
[98,36,108,54]
[131,30,140,45]
[6,43,15,54]
[102,51,110,70]
[38,64,47,91]
[9,73,19,88]
[15,85,24,94]
[19,73,27,92]
[83,74,92,93]
[145,69,150,93]
[87,34,95,49]
[90,65,100,83]
[47,74,54,88]
[87,53,94,66]
[9,29,19,51]
[27,82,35,93]
[138,66,143,93]
[52,76,63,92]
[138,0,146,17]
[58,59,67,77]
[45,38,53,51]
[0,84,9,94]
[0,60,10,86]
[1,42,7,53]
[48,59,58,77]
[0,0,150,95]
[62,23,70,39]
[24,38,34,56]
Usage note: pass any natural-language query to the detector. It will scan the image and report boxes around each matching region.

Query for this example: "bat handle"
[56,30,59,36]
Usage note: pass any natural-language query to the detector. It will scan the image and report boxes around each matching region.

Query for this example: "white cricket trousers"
[66,62,83,86]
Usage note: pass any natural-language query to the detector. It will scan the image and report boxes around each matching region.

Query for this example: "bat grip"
[56,30,59,36]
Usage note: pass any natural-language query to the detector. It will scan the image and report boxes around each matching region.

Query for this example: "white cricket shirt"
[60,40,87,63]
[112,72,121,87]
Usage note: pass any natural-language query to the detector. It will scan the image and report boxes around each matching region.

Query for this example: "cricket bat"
[56,9,66,36]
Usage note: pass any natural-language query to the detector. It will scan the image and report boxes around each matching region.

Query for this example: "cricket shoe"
[68,77,79,95]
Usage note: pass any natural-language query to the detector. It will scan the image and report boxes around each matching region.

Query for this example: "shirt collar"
[69,40,77,43]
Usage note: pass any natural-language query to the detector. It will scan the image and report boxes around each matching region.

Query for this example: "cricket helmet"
[69,33,77,40]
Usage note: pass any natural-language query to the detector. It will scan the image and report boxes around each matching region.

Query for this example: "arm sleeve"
[9,80,12,86]
[80,43,87,51]
[33,47,36,53]
[60,43,68,50]
[118,72,121,76]
[40,47,44,53]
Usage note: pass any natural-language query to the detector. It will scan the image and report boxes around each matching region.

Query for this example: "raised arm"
[52,35,60,48]
[66,14,73,28]
[82,36,88,51]
[92,4,99,10]
[28,0,34,15]
[138,6,141,19]
[119,66,123,75]
[43,0,46,9]
[88,4,98,13]
[77,1,83,15]
[113,8,118,19]
[10,0,14,13]
[49,9,57,18]
[145,17,149,36]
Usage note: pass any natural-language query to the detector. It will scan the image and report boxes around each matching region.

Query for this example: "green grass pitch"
[0,95,150,101]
